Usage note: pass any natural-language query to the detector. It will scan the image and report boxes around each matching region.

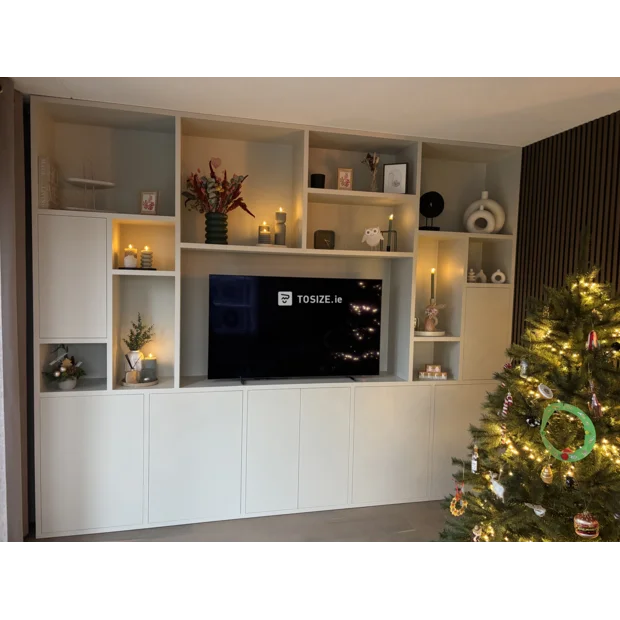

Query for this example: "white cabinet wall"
[352,386,432,504]
[37,214,107,339]
[245,389,301,513]
[148,391,243,524]
[462,288,513,381]
[39,394,144,535]
[299,388,351,509]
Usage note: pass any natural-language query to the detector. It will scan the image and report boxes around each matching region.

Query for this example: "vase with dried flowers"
[362,152,380,192]
[182,158,255,244]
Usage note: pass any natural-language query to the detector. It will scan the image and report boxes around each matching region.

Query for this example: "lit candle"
[140,245,154,269]
[258,221,271,245]
[124,244,138,268]
[388,213,394,232]
[431,268,436,300]
[274,208,287,246]
[140,352,158,383]
[387,213,394,251]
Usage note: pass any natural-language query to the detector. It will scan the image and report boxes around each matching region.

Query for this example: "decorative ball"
[53,371,60,377]
[565,476,576,489]
[526,416,541,428]
[612,342,620,352]
[541,464,554,484]
[60,366,67,372]
[574,512,599,538]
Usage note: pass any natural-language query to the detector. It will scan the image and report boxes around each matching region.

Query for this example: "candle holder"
[379,230,397,252]
[414,299,447,337]
[123,244,138,268]
[257,221,272,245]
[274,209,286,246]
[139,246,156,270]
[139,354,159,386]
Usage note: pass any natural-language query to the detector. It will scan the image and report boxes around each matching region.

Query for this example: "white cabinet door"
[148,391,243,524]
[352,386,432,505]
[430,383,490,498]
[38,214,107,339]
[299,387,351,509]
[40,395,143,535]
[246,389,300,513]
[462,288,512,381]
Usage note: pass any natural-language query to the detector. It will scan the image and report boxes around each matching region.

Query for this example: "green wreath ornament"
[540,402,596,462]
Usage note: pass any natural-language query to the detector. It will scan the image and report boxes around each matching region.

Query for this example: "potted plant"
[44,346,86,391]
[123,313,154,383]
[182,158,254,244]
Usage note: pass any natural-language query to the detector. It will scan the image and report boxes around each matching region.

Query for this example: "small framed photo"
[140,191,158,215]
[383,162,409,194]
[337,168,353,191]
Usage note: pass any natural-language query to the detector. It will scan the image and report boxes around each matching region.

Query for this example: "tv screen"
[208,274,382,380]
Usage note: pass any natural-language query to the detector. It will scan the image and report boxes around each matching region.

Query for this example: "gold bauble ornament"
[541,464,553,484]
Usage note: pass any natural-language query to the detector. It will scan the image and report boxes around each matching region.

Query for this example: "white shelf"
[112,269,176,277]
[37,209,175,224]
[180,373,406,390]
[180,242,412,259]
[40,377,108,396]
[308,187,416,207]
[114,376,175,391]
[66,178,115,189]
[413,336,460,342]
[465,283,512,288]
[417,230,513,241]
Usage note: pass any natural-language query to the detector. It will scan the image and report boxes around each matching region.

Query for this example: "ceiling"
[13,77,620,147]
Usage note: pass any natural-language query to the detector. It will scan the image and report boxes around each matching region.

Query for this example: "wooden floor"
[43,501,446,542]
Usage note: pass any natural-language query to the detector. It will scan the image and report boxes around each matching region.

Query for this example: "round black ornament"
[565,476,576,489]
[612,342,620,352]
[419,191,444,231]
[526,416,541,428]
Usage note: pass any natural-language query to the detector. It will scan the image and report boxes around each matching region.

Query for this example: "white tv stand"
[31,97,520,537]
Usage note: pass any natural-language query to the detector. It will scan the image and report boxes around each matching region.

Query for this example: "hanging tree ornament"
[500,423,507,445]
[524,503,546,517]
[472,524,482,542]
[586,330,599,351]
[538,383,554,399]
[503,361,513,371]
[526,416,541,428]
[574,512,599,538]
[449,481,467,517]
[565,475,576,489]
[541,464,554,484]
[588,380,602,419]
[540,402,596,462]
[471,445,479,474]
[520,359,529,378]
[489,472,505,502]
[498,391,513,417]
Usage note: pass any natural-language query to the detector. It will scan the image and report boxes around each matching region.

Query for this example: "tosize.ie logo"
[278,291,293,306]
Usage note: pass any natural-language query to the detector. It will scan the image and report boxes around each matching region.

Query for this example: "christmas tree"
[440,268,620,541]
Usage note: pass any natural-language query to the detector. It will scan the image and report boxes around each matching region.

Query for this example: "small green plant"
[123,313,155,351]
[44,345,87,383]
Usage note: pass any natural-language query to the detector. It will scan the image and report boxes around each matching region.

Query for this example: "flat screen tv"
[208,274,382,380]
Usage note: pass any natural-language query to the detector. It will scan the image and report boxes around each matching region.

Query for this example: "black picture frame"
[383,162,409,194]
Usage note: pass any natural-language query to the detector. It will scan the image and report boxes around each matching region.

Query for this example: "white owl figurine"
[362,226,384,250]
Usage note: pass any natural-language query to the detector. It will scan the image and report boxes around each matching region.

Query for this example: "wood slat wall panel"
[513,110,620,343]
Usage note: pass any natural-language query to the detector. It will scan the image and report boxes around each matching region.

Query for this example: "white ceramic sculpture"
[476,269,487,283]
[463,191,505,233]
[467,268,476,283]
[491,269,507,284]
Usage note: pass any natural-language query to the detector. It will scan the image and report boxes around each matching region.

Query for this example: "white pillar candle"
[124,244,138,268]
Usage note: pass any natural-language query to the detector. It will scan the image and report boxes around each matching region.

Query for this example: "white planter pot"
[58,377,77,391]
[125,350,143,372]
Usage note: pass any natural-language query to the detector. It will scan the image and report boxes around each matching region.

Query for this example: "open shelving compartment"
[32,99,175,216]
[179,248,414,388]
[111,215,176,273]
[412,232,467,381]
[39,342,108,394]
[307,131,419,255]
[419,141,520,235]
[112,273,176,390]
[467,235,513,285]
[180,117,306,248]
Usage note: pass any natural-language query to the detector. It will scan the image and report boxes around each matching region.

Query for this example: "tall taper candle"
[387,213,394,251]
[430,268,436,300]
